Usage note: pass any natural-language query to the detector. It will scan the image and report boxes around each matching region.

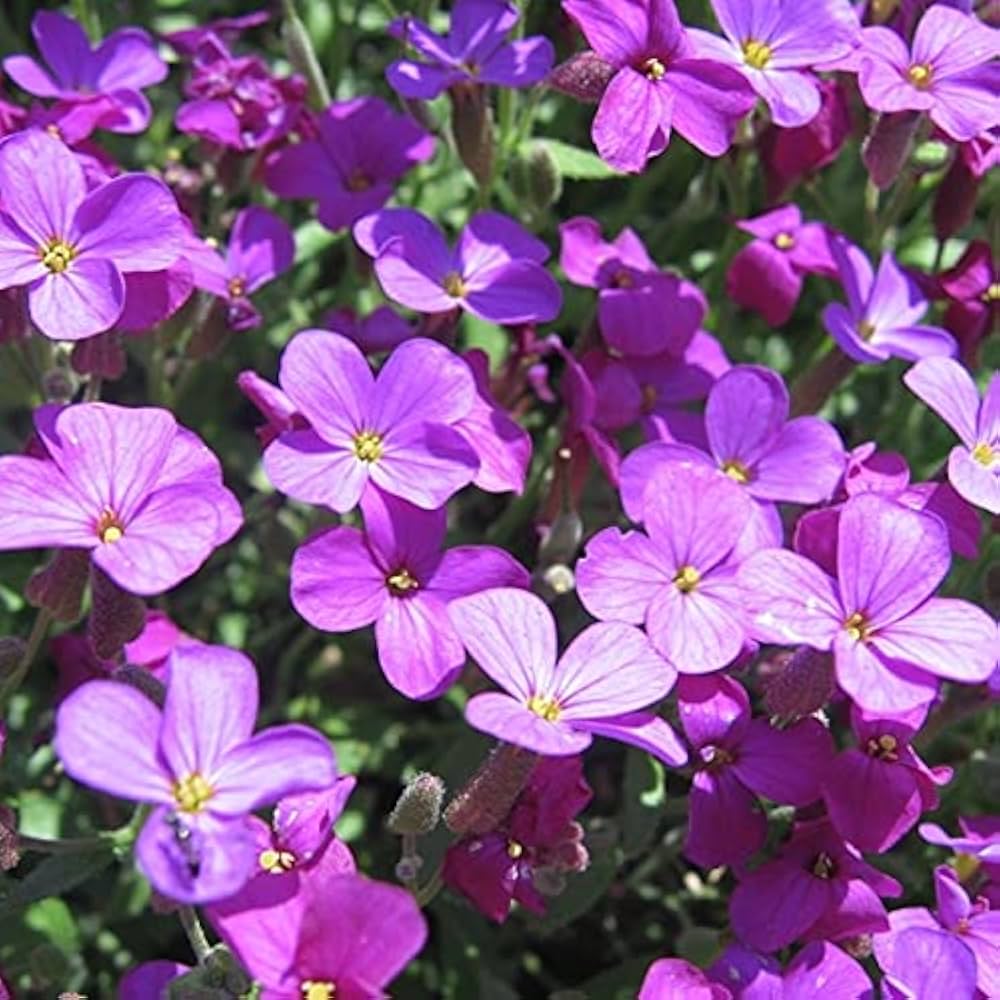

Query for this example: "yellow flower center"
[743,39,773,70]
[507,839,524,859]
[642,57,666,81]
[173,772,215,813]
[703,745,734,769]
[866,733,899,762]
[812,852,836,879]
[96,507,125,544]
[352,430,384,463]
[40,238,77,274]
[984,282,1000,302]
[259,848,297,873]
[858,320,877,341]
[442,270,468,298]
[721,459,752,484]
[227,275,247,298]
[301,981,336,1000]
[972,442,995,466]
[387,567,420,595]
[673,565,701,593]
[774,232,795,250]
[844,611,873,643]
[527,693,562,722]
[612,268,634,289]
[907,63,933,88]
[346,168,371,192]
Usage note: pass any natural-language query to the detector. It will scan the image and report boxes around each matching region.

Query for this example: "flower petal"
[592,67,669,174]
[706,364,789,470]
[730,860,830,952]
[263,429,368,513]
[465,692,591,755]
[28,258,125,340]
[685,768,766,868]
[575,711,688,767]
[665,59,755,157]
[948,446,1000,516]
[0,455,95,549]
[833,632,939,716]
[751,416,845,504]
[735,718,834,806]
[904,357,980,448]
[576,526,668,625]
[463,259,562,325]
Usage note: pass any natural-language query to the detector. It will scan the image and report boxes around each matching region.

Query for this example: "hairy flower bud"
[450,84,494,191]
[863,111,921,190]
[387,772,446,835]
[445,744,537,836]
[114,664,167,708]
[762,646,836,721]
[547,51,615,103]
[25,549,90,622]
[0,804,19,871]
[0,638,26,686]
[87,566,146,661]
[510,143,563,217]
[70,330,126,380]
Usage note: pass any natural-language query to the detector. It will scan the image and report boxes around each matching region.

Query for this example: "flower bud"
[114,664,167,708]
[0,638,26,685]
[42,367,78,403]
[762,646,836,721]
[450,84,494,191]
[933,153,979,241]
[387,772,446,835]
[0,804,19,871]
[862,111,921,190]
[394,855,424,883]
[70,331,126,380]
[532,865,567,897]
[534,563,575,602]
[25,549,90,622]
[445,744,537,836]
[87,566,146,661]
[510,143,563,217]
[547,51,615,103]
[842,934,873,959]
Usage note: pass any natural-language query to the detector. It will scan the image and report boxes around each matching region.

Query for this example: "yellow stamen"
[640,384,658,413]
[612,268,634,288]
[442,270,468,298]
[972,442,995,466]
[774,232,795,250]
[907,63,932,88]
[812,852,835,879]
[301,981,336,1000]
[742,39,773,70]
[984,282,1000,302]
[507,840,524,859]
[387,567,420,595]
[527,693,561,722]
[173,772,215,813]
[844,611,872,643]
[858,320,877,341]
[259,848,297,873]
[722,459,752,484]
[642,57,666,81]
[39,238,77,274]
[866,733,899,762]
[352,430,383,463]
[227,275,247,298]
[673,565,701,593]
[96,507,125,544]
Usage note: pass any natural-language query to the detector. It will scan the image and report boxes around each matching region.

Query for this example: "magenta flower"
[821,704,951,853]
[855,5,999,142]
[3,11,167,134]
[291,487,529,700]
[879,926,978,1000]
[739,494,998,715]
[188,206,294,332]
[874,865,1000,997]
[688,0,859,126]
[726,205,837,326]
[729,818,902,953]
[262,330,480,512]
[119,962,191,1000]
[638,958,729,999]
[938,241,998,363]
[678,674,833,869]
[559,215,704,356]
[577,461,752,674]
[54,644,337,902]
[920,817,1000,870]
[265,97,435,232]
[904,357,1000,515]
[822,238,957,363]
[449,588,687,765]
[561,0,756,172]
[387,0,553,98]
[354,208,561,325]
[0,130,185,340]
[0,403,242,596]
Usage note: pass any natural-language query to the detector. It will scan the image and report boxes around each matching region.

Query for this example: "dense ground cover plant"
[0,0,997,996]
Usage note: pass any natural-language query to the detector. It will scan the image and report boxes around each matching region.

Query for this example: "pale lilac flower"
[739,493,998,715]
[920,816,1000,868]
[0,403,242,596]
[879,926,979,1000]
[449,588,687,765]
[638,958,728,999]
[904,357,1000,514]
[689,0,860,126]
[54,644,337,902]
[0,130,185,340]
[822,238,957,363]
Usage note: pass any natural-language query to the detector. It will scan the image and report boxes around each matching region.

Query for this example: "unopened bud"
[534,563,575,602]
[539,511,583,564]
[547,51,615,102]
[0,638,26,681]
[445,744,537,836]
[450,84,494,191]
[42,367,78,403]
[114,665,167,708]
[510,143,563,217]
[532,865,567,897]
[863,111,921,190]
[387,772,446,835]
[933,154,979,241]
[25,549,90,622]
[88,566,146,660]
[0,804,19,871]
[762,647,836,721]
[70,331,126,380]
[394,855,424,882]
[842,934,873,959]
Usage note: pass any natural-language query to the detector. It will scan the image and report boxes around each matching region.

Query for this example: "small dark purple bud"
[70,331,126,380]
[387,772,446,835]
[547,51,615,103]
[114,665,167,708]
[25,549,91,622]
[445,744,538,836]
[933,154,979,241]
[842,934,874,959]
[762,646,836,720]
[450,83,494,190]
[87,566,146,661]
[863,111,921,190]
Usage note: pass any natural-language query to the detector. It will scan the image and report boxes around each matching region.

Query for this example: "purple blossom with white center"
[386,0,554,99]
[448,588,687,766]
[561,0,757,172]
[0,403,242,596]
[739,493,998,715]
[265,97,435,232]
[874,864,1000,997]
[677,674,834,869]
[822,237,957,363]
[854,5,1000,142]
[904,357,1000,515]
[354,208,562,325]
[577,461,752,674]
[726,204,838,326]
[261,330,480,513]
[821,703,951,854]
[2,10,167,134]
[53,644,337,903]
[291,487,530,700]
[0,130,185,340]
[688,0,860,126]
[187,206,294,332]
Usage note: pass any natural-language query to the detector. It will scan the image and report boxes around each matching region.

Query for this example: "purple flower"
[904,357,1000,515]
[821,703,951,853]
[386,0,554,99]
[262,330,480,512]
[3,11,167,134]
[874,865,1000,997]
[266,97,435,232]
[0,130,185,340]
[561,0,756,172]
[639,958,729,999]
[119,962,191,1000]
[54,644,337,902]
[678,674,833,868]
[938,241,999,364]
[739,493,998,715]
[920,816,1000,872]
[0,403,242,596]
[291,487,529,700]
[822,238,957,363]
[354,208,561,325]
[688,0,859,126]
[726,205,838,326]
[879,926,979,1000]
[855,5,999,142]
[324,305,415,355]
[448,587,687,765]
[577,461,753,674]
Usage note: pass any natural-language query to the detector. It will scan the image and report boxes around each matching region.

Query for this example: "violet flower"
[688,0,860,126]
[266,97,435,232]
[291,487,529,700]
[561,0,757,172]
[354,208,562,325]
[726,205,838,326]
[822,237,957,363]
[261,330,480,512]
[324,305,415,355]
[119,962,191,1000]
[920,817,1000,870]
[879,926,979,1000]
[54,644,337,902]
[739,493,998,715]
[3,10,167,134]
[638,958,729,999]
[449,588,687,765]
[387,0,554,99]
[904,356,999,515]
[0,403,242,596]
[678,674,833,869]
[937,241,998,363]
[188,206,294,332]
[0,130,185,340]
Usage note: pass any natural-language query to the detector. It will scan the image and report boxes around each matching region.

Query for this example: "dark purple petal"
[730,860,830,952]
[665,59,755,157]
[227,206,295,293]
[685,768,766,868]
[592,67,670,173]
[727,239,802,326]
[463,260,562,324]
[735,718,834,806]
[480,36,555,87]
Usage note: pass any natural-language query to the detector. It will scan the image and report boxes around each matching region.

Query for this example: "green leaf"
[621,749,665,857]
[0,848,115,918]
[538,139,621,180]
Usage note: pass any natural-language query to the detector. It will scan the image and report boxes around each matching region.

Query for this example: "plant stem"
[789,346,856,417]
[415,865,444,908]
[0,608,52,710]
[178,905,213,964]
[18,833,108,855]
